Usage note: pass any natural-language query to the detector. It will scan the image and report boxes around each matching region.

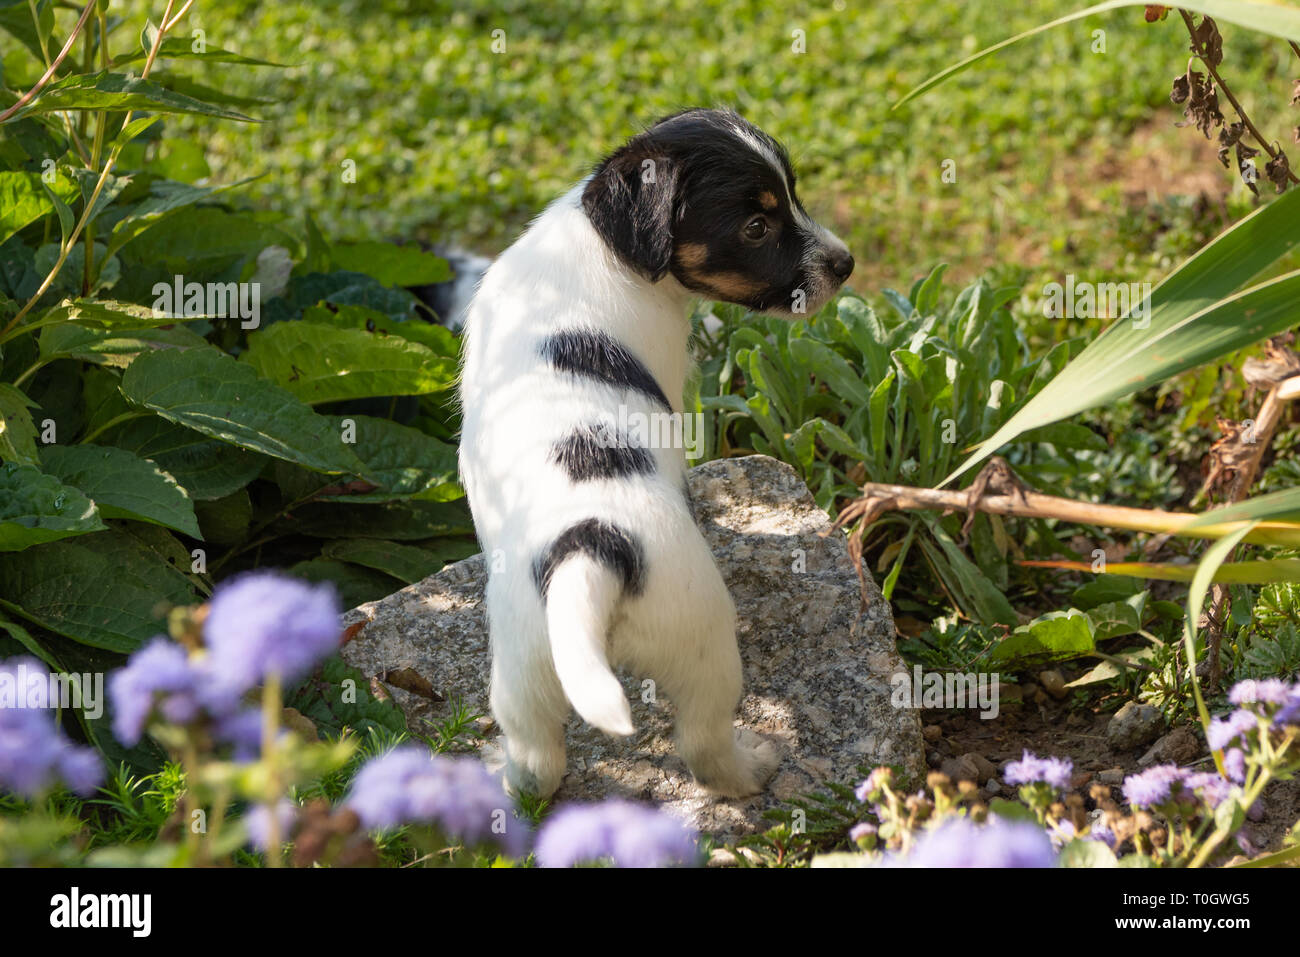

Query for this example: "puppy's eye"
[743,217,769,242]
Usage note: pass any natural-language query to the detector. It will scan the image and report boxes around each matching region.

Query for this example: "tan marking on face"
[758,190,779,210]
[674,242,709,269]
[690,269,766,301]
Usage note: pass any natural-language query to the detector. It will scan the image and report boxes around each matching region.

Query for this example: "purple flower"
[347,746,527,856]
[849,822,877,844]
[0,658,103,798]
[245,799,298,850]
[855,767,892,802]
[1005,750,1074,791]
[888,816,1057,868]
[1222,747,1246,784]
[1122,765,1192,809]
[1088,822,1118,849]
[109,638,206,744]
[213,707,268,761]
[1206,709,1257,751]
[1228,679,1293,709]
[1185,772,1234,808]
[535,798,699,868]
[203,572,341,695]
[1274,687,1300,728]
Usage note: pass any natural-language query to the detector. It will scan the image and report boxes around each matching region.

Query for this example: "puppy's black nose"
[829,250,855,281]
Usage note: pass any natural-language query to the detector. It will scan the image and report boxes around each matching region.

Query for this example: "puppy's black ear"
[582,139,682,282]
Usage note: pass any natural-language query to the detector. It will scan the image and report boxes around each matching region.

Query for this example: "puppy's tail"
[542,551,636,738]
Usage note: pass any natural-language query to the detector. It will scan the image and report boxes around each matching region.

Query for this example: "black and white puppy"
[458,109,853,798]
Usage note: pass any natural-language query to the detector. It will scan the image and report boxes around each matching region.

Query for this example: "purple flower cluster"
[1122,763,1237,810]
[345,747,700,866]
[887,816,1057,868]
[347,746,528,856]
[1206,709,1258,752]
[244,799,299,850]
[1005,750,1074,791]
[534,799,699,868]
[1224,677,1300,730]
[108,572,341,748]
[0,658,103,799]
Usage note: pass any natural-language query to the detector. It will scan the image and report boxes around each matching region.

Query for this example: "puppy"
[458,109,854,798]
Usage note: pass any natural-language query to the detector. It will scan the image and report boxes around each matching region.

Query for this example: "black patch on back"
[539,329,672,411]
[533,519,646,599]
[551,423,655,482]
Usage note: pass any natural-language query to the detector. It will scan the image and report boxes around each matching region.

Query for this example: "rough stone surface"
[1139,727,1202,767]
[1106,701,1166,751]
[341,454,924,841]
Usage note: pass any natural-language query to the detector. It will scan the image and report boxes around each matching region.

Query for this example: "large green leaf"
[0,382,38,465]
[39,444,201,539]
[107,416,266,501]
[0,463,105,551]
[989,610,1096,666]
[329,241,451,287]
[0,0,53,61]
[0,171,62,246]
[104,177,260,259]
[321,538,450,583]
[240,321,456,404]
[946,188,1300,485]
[9,71,256,122]
[116,207,295,271]
[894,1,1300,110]
[0,530,197,652]
[119,347,372,477]
[39,322,209,368]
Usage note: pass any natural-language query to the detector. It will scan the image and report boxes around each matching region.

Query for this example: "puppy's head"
[582,109,853,317]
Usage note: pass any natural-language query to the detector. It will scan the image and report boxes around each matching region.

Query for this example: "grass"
[97,0,1296,295]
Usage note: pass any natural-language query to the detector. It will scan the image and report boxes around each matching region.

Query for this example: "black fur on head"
[581,108,853,316]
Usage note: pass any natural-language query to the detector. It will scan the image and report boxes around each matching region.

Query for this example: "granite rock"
[341,454,924,841]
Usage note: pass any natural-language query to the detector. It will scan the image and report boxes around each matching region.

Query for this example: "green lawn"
[108,0,1293,296]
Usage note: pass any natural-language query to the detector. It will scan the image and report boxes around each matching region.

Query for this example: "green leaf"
[0,382,39,465]
[0,530,197,652]
[329,241,451,287]
[105,177,260,259]
[1183,486,1300,528]
[193,489,252,546]
[39,321,209,368]
[946,187,1300,485]
[0,171,65,245]
[240,321,456,404]
[320,539,447,583]
[278,499,473,541]
[302,302,460,357]
[313,414,459,502]
[38,444,200,538]
[989,610,1095,666]
[0,610,62,670]
[894,1,1300,110]
[10,71,256,122]
[117,36,288,67]
[119,347,372,477]
[107,416,266,501]
[41,181,73,248]
[922,517,1017,625]
[788,338,869,406]
[1058,838,1118,868]
[0,0,53,61]
[117,207,295,271]
[287,559,402,609]
[1086,598,1144,642]
[0,463,106,551]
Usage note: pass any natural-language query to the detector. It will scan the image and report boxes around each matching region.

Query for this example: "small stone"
[1098,767,1125,786]
[1032,689,1049,706]
[927,750,943,768]
[964,752,998,784]
[1138,727,1201,767]
[1070,770,1093,790]
[1020,681,1040,698]
[941,754,981,783]
[984,777,1002,795]
[1039,670,1067,699]
[922,724,942,743]
[708,848,739,868]
[1106,700,1165,750]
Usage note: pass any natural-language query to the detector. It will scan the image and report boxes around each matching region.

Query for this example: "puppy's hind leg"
[489,644,569,799]
[664,598,780,798]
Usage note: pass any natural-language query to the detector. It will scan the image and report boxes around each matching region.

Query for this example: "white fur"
[459,184,779,798]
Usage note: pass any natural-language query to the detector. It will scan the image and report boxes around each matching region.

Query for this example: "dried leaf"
[1266,149,1291,194]
[1190,15,1223,70]
[377,666,442,700]
[1217,121,1245,168]
[1144,5,1169,23]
